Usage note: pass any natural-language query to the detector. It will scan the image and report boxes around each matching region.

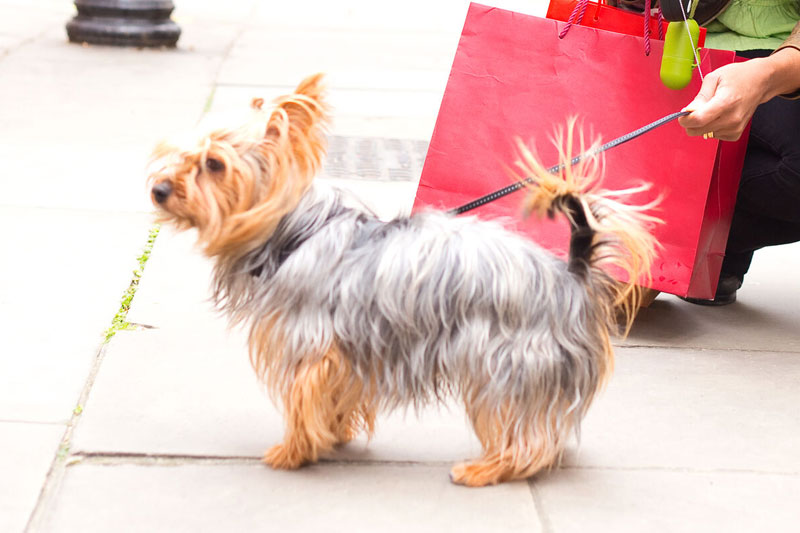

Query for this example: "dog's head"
[148,74,328,258]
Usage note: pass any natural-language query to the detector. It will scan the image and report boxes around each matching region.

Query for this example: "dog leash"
[448,110,690,216]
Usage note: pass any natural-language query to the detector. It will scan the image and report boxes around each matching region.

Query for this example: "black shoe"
[679,274,743,306]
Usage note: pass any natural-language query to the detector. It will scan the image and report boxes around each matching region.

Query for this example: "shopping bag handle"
[559,0,665,54]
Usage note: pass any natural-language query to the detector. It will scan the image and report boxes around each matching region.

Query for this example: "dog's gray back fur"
[214,184,610,427]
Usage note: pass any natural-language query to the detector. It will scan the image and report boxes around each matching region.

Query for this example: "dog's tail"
[516,120,660,334]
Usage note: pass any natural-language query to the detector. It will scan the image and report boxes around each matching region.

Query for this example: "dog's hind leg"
[450,400,565,487]
[263,345,369,469]
[333,402,376,445]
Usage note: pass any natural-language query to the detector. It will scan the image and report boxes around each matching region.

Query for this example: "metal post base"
[66,0,181,47]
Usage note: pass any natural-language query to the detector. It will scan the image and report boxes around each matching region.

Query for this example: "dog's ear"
[293,73,325,103]
[266,73,327,141]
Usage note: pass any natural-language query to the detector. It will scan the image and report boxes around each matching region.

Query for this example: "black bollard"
[66,0,181,47]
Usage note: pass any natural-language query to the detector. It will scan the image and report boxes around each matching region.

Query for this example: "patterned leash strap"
[448,110,691,216]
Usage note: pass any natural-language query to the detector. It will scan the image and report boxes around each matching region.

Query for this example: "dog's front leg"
[263,347,368,469]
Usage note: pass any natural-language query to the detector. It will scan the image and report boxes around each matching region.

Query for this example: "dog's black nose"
[152,181,173,204]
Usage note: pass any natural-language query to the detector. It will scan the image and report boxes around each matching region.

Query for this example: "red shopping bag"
[413,3,749,298]
[545,0,706,47]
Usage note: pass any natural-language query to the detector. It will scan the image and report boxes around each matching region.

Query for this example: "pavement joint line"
[202,85,217,116]
[25,224,161,532]
[320,175,420,185]
[68,452,262,467]
[229,26,452,36]
[215,81,445,93]
[0,23,51,61]
[616,342,800,354]
[269,457,455,467]
[126,322,158,330]
[65,451,454,468]
[527,481,554,533]
[103,224,161,342]
[560,464,800,476]
[62,449,800,477]
[0,419,66,426]
[195,0,257,125]
[0,203,155,216]
[24,343,110,533]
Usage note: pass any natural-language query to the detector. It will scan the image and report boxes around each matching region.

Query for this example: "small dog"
[149,74,657,486]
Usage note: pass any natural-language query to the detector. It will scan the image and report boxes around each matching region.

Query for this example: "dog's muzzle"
[152,181,173,204]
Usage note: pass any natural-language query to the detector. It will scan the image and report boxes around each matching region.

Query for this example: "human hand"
[678,59,771,141]
[678,47,800,141]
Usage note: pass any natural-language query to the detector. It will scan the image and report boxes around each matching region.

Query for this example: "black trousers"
[721,49,800,280]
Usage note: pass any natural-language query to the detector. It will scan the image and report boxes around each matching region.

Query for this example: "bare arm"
[678,21,800,141]
[780,19,800,55]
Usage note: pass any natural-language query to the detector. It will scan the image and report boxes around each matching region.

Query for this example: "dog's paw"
[335,425,357,444]
[449,461,505,487]
[262,444,305,470]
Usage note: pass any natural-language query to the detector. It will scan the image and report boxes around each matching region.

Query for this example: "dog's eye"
[205,157,225,173]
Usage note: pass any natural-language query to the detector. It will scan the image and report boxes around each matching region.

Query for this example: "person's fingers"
[679,74,721,130]
[681,98,723,130]
[679,79,749,139]
[684,126,709,137]
[684,89,750,141]
[714,131,743,141]
[684,111,726,137]
[684,115,745,141]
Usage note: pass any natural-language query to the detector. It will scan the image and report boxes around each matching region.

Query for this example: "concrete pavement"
[2,0,799,531]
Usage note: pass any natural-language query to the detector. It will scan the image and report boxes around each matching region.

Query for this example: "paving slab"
[70,327,279,458]
[564,345,800,473]
[43,462,540,533]
[71,326,481,462]
[123,226,215,331]
[247,0,547,31]
[0,207,152,423]
[172,0,258,24]
[629,244,800,352]
[0,0,71,42]
[209,0,549,142]
[533,468,800,533]
[217,29,456,89]
[209,84,444,140]
[0,421,64,533]
[0,19,236,213]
